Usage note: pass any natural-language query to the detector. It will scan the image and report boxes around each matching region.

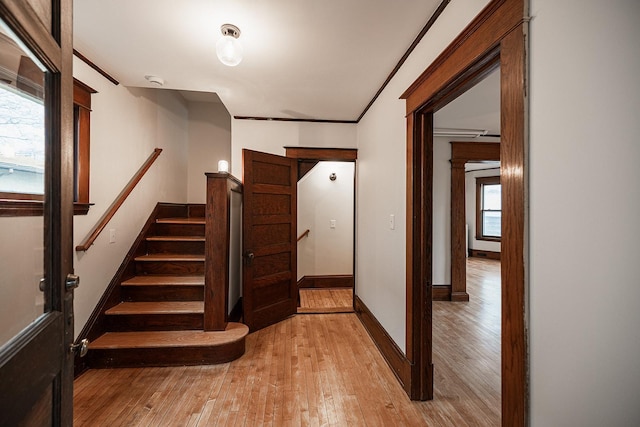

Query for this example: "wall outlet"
[109,228,116,243]
[389,214,395,230]
[330,219,337,229]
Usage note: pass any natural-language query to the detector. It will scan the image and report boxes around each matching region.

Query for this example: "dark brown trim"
[72,78,96,109]
[452,141,500,162]
[75,148,162,251]
[432,285,451,301]
[297,275,354,289]
[357,0,451,121]
[72,49,119,85]
[401,0,527,423]
[0,200,92,216]
[285,147,357,161]
[404,110,434,400]
[233,2,451,123]
[73,79,94,206]
[470,249,501,260]
[451,142,500,302]
[354,296,411,392]
[234,116,357,124]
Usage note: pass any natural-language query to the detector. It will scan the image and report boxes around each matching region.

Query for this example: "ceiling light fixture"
[433,128,489,138]
[216,24,243,67]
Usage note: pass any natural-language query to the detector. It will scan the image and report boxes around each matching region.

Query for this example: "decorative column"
[450,159,469,301]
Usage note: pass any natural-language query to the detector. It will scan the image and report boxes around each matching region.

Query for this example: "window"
[0,73,94,215]
[476,176,501,241]
[0,36,46,202]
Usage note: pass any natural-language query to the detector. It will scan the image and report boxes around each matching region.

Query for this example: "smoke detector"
[144,75,164,86]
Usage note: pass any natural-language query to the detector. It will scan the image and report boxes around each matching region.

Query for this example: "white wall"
[230,120,357,177]
[465,168,501,252]
[433,137,451,285]
[356,0,492,352]
[529,0,640,425]
[186,101,231,203]
[72,57,189,337]
[297,161,354,281]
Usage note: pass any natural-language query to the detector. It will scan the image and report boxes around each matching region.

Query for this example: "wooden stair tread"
[146,236,205,242]
[135,254,204,262]
[156,217,205,225]
[89,323,249,349]
[122,275,204,286]
[105,301,204,315]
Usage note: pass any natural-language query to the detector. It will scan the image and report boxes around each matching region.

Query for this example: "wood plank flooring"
[74,258,500,426]
[298,288,353,314]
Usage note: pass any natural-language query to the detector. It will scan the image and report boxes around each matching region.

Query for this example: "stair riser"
[145,240,205,255]
[122,286,204,302]
[87,341,245,368]
[188,205,205,217]
[135,261,204,275]
[106,314,203,331]
[153,223,204,236]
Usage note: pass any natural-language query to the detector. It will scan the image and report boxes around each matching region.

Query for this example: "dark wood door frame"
[450,141,500,302]
[401,0,527,425]
[0,0,75,425]
[284,147,358,308]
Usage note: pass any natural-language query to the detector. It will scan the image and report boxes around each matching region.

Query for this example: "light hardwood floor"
[298,288,354,314]
[73,258,501,426]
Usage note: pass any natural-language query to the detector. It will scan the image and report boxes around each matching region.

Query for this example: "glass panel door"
[0,19,48,347]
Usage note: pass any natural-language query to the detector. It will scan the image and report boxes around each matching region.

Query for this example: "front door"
[0,1,75,425]
[242,149,297,331]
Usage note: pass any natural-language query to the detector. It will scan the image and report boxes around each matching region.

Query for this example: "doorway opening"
[283,147,357,315]
[296,161,355,314]
[400,1,527,424]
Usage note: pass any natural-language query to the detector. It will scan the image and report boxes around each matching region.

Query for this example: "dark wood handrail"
[297,229,310,242]
[75,148,162,251]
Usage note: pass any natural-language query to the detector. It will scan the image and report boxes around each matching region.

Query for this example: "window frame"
[0,78,95,216]
[475,175,501,242]
[72,78,95,215]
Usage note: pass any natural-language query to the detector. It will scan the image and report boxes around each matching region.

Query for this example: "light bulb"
[216,35,243,66]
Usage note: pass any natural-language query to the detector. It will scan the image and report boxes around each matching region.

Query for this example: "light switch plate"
[389,214,395,230]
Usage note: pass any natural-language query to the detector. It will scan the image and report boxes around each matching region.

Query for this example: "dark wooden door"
[0,1,75,425]
[242,149,297,331]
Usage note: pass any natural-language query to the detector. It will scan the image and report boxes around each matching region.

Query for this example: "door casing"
[401,0,528,425]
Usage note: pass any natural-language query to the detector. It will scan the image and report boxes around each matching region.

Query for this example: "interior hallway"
[73,258,501,426]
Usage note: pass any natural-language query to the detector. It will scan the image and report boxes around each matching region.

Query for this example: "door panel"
[0,1,74,425]
[242,149,297,332]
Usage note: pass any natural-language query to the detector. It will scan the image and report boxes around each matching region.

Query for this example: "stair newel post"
[204,173,243,331]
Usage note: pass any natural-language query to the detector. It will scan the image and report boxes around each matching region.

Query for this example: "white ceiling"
[434,66,500,135]
[73,0,443,121]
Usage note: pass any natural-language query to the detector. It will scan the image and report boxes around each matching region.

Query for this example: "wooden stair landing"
[83,204,247,370]
[87,323,249,368]
[90,323,249,349]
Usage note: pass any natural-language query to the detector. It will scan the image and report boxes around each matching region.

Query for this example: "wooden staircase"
[83,203,248,370]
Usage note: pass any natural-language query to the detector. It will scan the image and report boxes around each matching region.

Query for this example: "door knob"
[70,338,89,357]
[65,274,80,290]
[244,251,255,265]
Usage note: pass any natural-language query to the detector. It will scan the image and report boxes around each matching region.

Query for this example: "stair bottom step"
[87,323,249,368]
